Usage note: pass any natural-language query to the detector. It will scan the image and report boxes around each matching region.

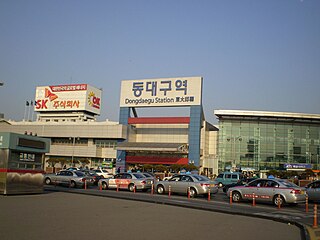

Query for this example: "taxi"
[227,178,306,206]
[98,172,152,192]
[155,174,218,198]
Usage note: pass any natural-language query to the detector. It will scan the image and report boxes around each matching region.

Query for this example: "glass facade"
[217,117,320,172]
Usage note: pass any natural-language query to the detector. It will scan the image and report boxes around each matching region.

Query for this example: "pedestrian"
[117,166,121,174]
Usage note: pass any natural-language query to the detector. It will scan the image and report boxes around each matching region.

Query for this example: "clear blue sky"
[0,0,319,124]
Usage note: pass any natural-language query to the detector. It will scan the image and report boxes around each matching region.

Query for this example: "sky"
[0,0,319,124]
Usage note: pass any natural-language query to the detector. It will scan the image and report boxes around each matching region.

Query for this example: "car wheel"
[157,185,165,194]
[273,195,285,207]
[232,191,242,202]
[189,187,197,198]
[45,178,51,185]
[218,182,223,188]
[102,182,108,190]
[129,184,135,192]
[70,181,76,188]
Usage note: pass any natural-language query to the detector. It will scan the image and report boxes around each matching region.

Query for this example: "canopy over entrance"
[117,142,188,153]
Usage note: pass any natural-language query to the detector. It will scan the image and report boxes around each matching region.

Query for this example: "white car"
[98,173,152,192]
[93,169,113,178]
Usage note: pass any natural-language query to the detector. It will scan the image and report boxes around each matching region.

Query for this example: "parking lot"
[0,191,302,240]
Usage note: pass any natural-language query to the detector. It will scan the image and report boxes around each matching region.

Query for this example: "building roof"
[214,110,320,124]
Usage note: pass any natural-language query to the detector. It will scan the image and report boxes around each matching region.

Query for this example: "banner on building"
[120,77,202,107]
[34,84,102,115]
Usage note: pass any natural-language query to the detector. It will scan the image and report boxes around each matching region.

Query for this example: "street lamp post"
[69,137,79,167]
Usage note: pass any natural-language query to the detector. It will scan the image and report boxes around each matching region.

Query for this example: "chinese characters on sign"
[120,77,202,107]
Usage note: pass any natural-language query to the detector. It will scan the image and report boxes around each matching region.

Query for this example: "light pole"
[69,137,79,167]
[0,82,4,118]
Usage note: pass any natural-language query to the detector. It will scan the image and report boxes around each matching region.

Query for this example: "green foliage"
[154,165,168,172]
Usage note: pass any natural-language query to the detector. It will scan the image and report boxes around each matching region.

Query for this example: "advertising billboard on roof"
[119,76,202,107]
[34,84,102,115]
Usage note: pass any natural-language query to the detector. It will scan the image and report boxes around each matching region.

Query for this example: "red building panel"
[128,117,190,124]
[126,156,188,165]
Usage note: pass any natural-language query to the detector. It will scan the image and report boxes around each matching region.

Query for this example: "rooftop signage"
[34,84,101,115]
[120,77,202,107]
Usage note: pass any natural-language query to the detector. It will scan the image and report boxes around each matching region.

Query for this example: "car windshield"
[278,179,299,187]
[142,173,152,177]
[74,171,85,177]
[192,175,210,182]
[133,173,145,179]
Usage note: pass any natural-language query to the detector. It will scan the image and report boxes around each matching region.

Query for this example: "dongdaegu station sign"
[34,84,102,115]
[117,76,204,170]
[120,77,202,107]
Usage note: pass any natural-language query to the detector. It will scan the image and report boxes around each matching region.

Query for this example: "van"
[214,172,244,187]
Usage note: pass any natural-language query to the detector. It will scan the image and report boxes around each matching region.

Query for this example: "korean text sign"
[120,77,202,107]
[34,84,102,115]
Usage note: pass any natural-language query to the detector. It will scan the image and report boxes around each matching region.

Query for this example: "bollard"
[229,190,233,205]
[306,195,309,213]
[151,184,154,195]
[133,185,136,193]
[99,183,102,191]
[208,187,211,201]
[84,179,87,190]
[169,185,171,198]
[188,187,191,200]
[252,193,256,207]
[277,194,281,209]
[117,183,119,192]
[313,204,318,228]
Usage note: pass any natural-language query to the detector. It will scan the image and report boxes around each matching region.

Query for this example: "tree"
[79,158,90,168]
[170,164,181,173]
[154,165,167,172]
[184,164,198,172]
[142,164,153,172]
[46,158,61,168]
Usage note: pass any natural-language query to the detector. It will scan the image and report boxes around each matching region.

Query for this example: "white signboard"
[35,84,102,115]
[120,77,202,107]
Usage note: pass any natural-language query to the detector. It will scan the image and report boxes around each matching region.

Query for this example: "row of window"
[50,138,118,148]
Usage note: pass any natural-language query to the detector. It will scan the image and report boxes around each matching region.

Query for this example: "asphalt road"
[0,191,302,240]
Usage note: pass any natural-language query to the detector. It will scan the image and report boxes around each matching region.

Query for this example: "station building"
[215,110,320,174]
[116,77,218,176]
[0,79,218,176]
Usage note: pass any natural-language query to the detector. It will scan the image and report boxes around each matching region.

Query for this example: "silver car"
[227,178,306,206]
[44,170,94,188]
[98,172,152,192]
[305,180,320,202]
[155,174,218,198]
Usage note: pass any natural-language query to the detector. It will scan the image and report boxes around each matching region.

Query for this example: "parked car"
[66,167,80,171]
[98,172,153,192]
[93,168,114,178]
[80,169,104,185]
[140,172,158,183]
[155,174,218,198]
[305,180,320,202]
[44,170,95,188]
[213,172,244,187]
[222,178,256,193]
[227,178,306,206]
